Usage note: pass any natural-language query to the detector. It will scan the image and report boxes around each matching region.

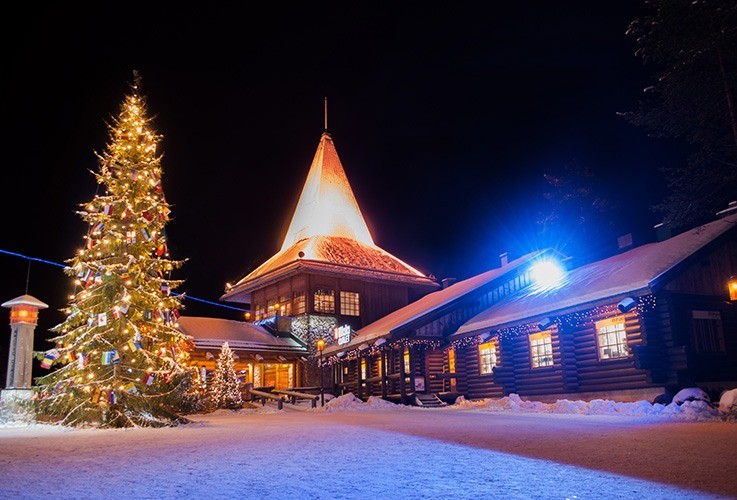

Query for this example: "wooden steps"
[414,393,447,408]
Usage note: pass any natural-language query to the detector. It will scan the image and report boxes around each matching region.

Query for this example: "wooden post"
[399,346,407,405]
[380,349,387,399]
[357,355,364,400]
[407,346,416,399]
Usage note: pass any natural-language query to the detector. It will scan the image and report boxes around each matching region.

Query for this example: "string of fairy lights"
[326,295,658,364]
[0,248,248,312]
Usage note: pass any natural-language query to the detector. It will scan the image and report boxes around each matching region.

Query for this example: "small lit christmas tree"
[34,73,194,427]
[211,342,243,409]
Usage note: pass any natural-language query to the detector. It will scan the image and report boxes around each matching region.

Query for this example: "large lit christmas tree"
[211,342,243,409]
[35,74,194,427]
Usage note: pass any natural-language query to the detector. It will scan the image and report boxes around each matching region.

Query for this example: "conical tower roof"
[222,133,438,303]
[281,133,374,250]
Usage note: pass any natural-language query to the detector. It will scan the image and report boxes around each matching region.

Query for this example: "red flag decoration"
[112,306,121,319]
[103,204,114,216]
[161,282,170,295]
[154,179,163,193]
[143,373,155,386]
[97,312,108,326]
[92,222,104,234]
[141,210,153,221]
[86,236,95,250]
[119,303,131,315]
[126,231,137,244]
[40,349,60,369]
[156,242,167,256]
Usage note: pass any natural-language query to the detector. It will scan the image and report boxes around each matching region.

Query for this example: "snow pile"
[321,392,404,412]
[719,389,737,415]
[454,393,723,421]
[672,387,710,405]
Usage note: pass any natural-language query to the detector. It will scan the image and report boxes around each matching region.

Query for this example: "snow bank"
[321,392,405,412]
[672,387,710,405]
[453,393,723,422]
[719,389,737,415]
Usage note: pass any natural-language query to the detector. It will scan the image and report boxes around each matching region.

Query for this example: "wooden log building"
[326,209,737,404]
[183,129,438,388]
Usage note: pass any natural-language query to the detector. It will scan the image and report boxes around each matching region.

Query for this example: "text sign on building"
[334,325,351,345]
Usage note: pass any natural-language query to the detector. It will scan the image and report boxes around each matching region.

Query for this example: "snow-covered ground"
[1,394,736,499]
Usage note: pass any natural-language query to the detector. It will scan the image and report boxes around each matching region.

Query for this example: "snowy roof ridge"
[456,214,737,336]
[324,250,548,353]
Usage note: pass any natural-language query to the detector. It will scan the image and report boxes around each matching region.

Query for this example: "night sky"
[0,2,684,376]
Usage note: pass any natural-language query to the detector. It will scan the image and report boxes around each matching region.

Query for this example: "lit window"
[691,310,726,353]
[314,288,335,314]
[360,358,367,380]
[447,348,457,392]
[340,291,360,316]
[279,294,292,316]
[529,331,554,368]
[255,304,265,321]
[403,348,410,374]
[376,357,382,376]
[595,316,628,360]
[478,340,499,375]
[293,291,306,315]
[267,299,276,317]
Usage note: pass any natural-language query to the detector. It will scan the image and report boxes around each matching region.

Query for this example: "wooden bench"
[273,389,321,408]
[246,387,284,410]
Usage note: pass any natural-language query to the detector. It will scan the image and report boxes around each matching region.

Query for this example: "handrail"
[247,388,284,410]
[273,389,320,408]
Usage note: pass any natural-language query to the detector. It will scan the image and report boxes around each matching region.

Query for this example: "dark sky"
[0,2,684,373]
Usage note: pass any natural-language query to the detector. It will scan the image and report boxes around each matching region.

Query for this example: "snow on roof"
[222,132,437,302]
[457,214,737,336]
[177,316,306,354]
[222,235,437,302]
[1,294,49,309]
[324,250,548,354]
[281,132,374,249]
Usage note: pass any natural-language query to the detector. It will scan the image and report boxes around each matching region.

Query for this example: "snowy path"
[0,406,735,499]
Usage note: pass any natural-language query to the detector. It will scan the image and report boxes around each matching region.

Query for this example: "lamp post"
[1,294,48,403]
[316,337,325,407]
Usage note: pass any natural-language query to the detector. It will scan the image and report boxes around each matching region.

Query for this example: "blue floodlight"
[530,259,565,289]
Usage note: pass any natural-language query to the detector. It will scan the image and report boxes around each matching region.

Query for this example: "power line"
[0,248,248,312]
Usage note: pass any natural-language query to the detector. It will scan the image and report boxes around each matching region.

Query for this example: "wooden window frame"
[529,331,554,368]
[595,316,628,361]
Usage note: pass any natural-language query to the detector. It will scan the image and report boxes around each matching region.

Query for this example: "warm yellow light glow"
[280,134,374,251]
[316,338,325,352]
[729,277,737,301]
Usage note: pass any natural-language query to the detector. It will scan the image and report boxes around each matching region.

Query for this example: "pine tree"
[622,0,737,228]
[211,343,243,409]
[34,74,193,427]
